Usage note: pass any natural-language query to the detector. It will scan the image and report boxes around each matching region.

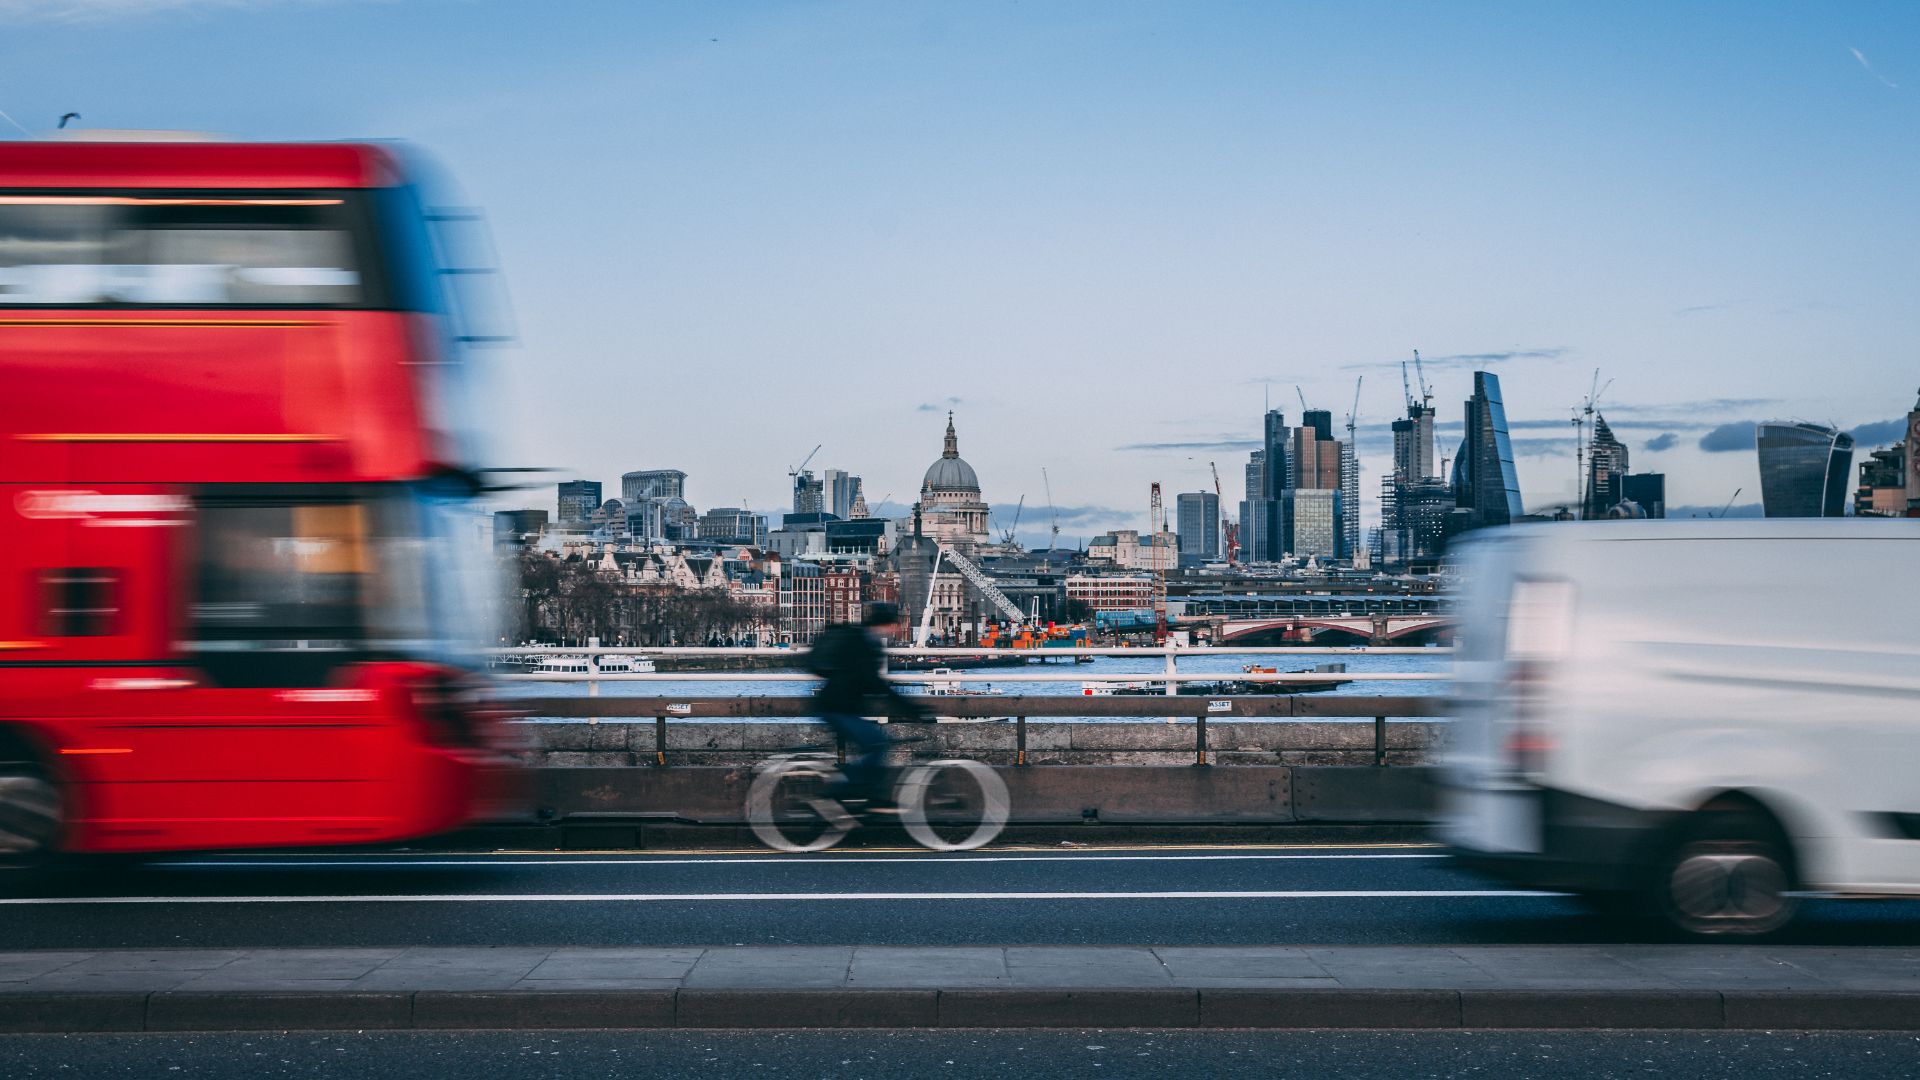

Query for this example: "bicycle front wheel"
[745,758,857,853]
[898,759,1010,852]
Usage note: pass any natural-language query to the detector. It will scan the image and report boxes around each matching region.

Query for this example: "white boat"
[924,667,992,696]
[1079,681,1125,696]
[529,653,657,675]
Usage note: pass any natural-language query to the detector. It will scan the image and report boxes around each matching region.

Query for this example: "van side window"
[39,568,121,637]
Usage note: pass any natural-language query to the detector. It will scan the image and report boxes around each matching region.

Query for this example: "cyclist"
[802,601,929,810]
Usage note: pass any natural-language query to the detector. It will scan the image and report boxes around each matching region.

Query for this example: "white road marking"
[157,853,1449,868]
[0,889,1559,905]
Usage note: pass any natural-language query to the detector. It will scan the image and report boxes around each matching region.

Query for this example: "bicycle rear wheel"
[745,758,857,853]
[898,759,1010,852]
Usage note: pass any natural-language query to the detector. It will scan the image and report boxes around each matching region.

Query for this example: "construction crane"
[1714,487,1742,518]
[1042,468,1061,552]
[1345,376,1363,562]
[1296,385,1310,414]
[997,495,1026,546]
[1149,482,1168,644]
[1573,369,1613,518]
[787,443,820,486]
[1411,349,1433,409]
[1210,461,1236,566]
[1400,360,1416,413]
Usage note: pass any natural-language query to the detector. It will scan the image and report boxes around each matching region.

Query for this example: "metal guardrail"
[493,644,1452,688]
[495,646,1449,767]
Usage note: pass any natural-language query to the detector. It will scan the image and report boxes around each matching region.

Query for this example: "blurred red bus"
[0,140,522,863]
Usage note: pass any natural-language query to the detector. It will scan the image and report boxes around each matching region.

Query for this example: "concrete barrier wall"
[534,764,1438,827]
[518,719,1443,768]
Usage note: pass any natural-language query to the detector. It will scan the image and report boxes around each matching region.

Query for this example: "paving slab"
[1,945,1919,1031]
[681,947,854,988]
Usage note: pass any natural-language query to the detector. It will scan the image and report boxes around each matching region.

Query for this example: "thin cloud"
[0,0,364,19]
[1699,422,1758,453]
[1848,418,1907,446]
[915,397,964,413]
[1645,433,1679,452]
[1116,439,1261,452]
[1342,346,1570,372]
[1851,46,1899,89]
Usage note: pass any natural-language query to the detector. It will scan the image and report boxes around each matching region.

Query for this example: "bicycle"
[745,744,1010,853]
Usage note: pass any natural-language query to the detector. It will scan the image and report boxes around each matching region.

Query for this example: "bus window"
[38,568,121,637]
[0,193,377,307]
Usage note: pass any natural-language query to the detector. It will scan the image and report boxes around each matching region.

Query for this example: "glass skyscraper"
[1452,371,1524,529]
[1757,421,1855,517]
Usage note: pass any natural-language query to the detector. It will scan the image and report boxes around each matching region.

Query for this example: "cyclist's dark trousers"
[822,712,888,802]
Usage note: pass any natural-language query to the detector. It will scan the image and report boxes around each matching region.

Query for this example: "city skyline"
[13,3,1912,537]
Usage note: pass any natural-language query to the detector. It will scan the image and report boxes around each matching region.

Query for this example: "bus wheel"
[1653,811,1799,940]
[0,762,63,872]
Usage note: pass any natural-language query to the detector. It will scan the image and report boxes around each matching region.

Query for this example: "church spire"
[943,411,959,459]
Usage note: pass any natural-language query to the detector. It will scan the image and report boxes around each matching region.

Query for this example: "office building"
[1452,371,1525,530]
[1391,403,1437,482]
[1855,444,1908,517]
[697,507,769,546]
[792,471,824,516]
[556,480,602,524]
[621,469,686,504]
[1241,449,1270,565]
[822,469,863,520]
[1757,421,1854,518]
[1174,491,1220,563]
[1285,488,1338,558]
[1620,473,1666,519]
[492,509,548,550]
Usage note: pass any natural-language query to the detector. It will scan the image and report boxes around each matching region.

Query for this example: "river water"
[502,648,1451,716]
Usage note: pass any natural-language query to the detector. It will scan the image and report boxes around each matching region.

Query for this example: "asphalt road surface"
[3,1031,1918,1079]
[7,844,1920,950]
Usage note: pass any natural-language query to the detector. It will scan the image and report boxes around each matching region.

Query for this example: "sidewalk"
[4,945,1919,1032]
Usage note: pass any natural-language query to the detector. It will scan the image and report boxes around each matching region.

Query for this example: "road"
[2,1031,1917,1079]
[7,844,1920,950]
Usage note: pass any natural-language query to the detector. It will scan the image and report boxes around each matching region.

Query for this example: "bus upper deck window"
[0,193,368,307]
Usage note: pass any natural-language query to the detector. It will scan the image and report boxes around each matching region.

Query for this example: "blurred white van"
[1440,519,1920,938]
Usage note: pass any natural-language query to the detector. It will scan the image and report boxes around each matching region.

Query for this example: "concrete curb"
[6,989,1920,1033]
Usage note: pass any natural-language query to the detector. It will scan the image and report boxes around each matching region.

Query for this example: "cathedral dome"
[921,413,981,494]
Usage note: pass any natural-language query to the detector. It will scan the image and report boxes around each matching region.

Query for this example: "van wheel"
[0,761,63,873]
[1652,812,1799,940]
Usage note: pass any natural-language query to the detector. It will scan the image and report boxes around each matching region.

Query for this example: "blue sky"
[4,0,1915,535]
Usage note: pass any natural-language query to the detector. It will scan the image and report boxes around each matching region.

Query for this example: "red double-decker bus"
[0,140,521,864]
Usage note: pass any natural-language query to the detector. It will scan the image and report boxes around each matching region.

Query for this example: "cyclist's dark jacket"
[804,624,923,718]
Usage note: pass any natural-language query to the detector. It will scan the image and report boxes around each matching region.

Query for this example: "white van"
[1440,519,1920,938]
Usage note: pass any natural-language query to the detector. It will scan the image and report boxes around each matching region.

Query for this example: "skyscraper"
[1452,371,1524,530]
[1175,491,1220,562]
[822,469,862,519]
[556,480,602,524]
[1757,421,1855,518]
[1584,416,1628,518]
[792,471,824,516]
[1391,403,1436,482]
[1241,449,1269,564]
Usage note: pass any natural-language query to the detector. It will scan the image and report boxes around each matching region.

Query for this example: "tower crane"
[1210,461,1236,566]
[1296,385,1310,414]
[1042,468,1060,551]
[787,443,820,480]
[997,495,1026,546]
[1411,350,1433,409]
[1400,360,1416,413]
[1574,369,1613,518]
